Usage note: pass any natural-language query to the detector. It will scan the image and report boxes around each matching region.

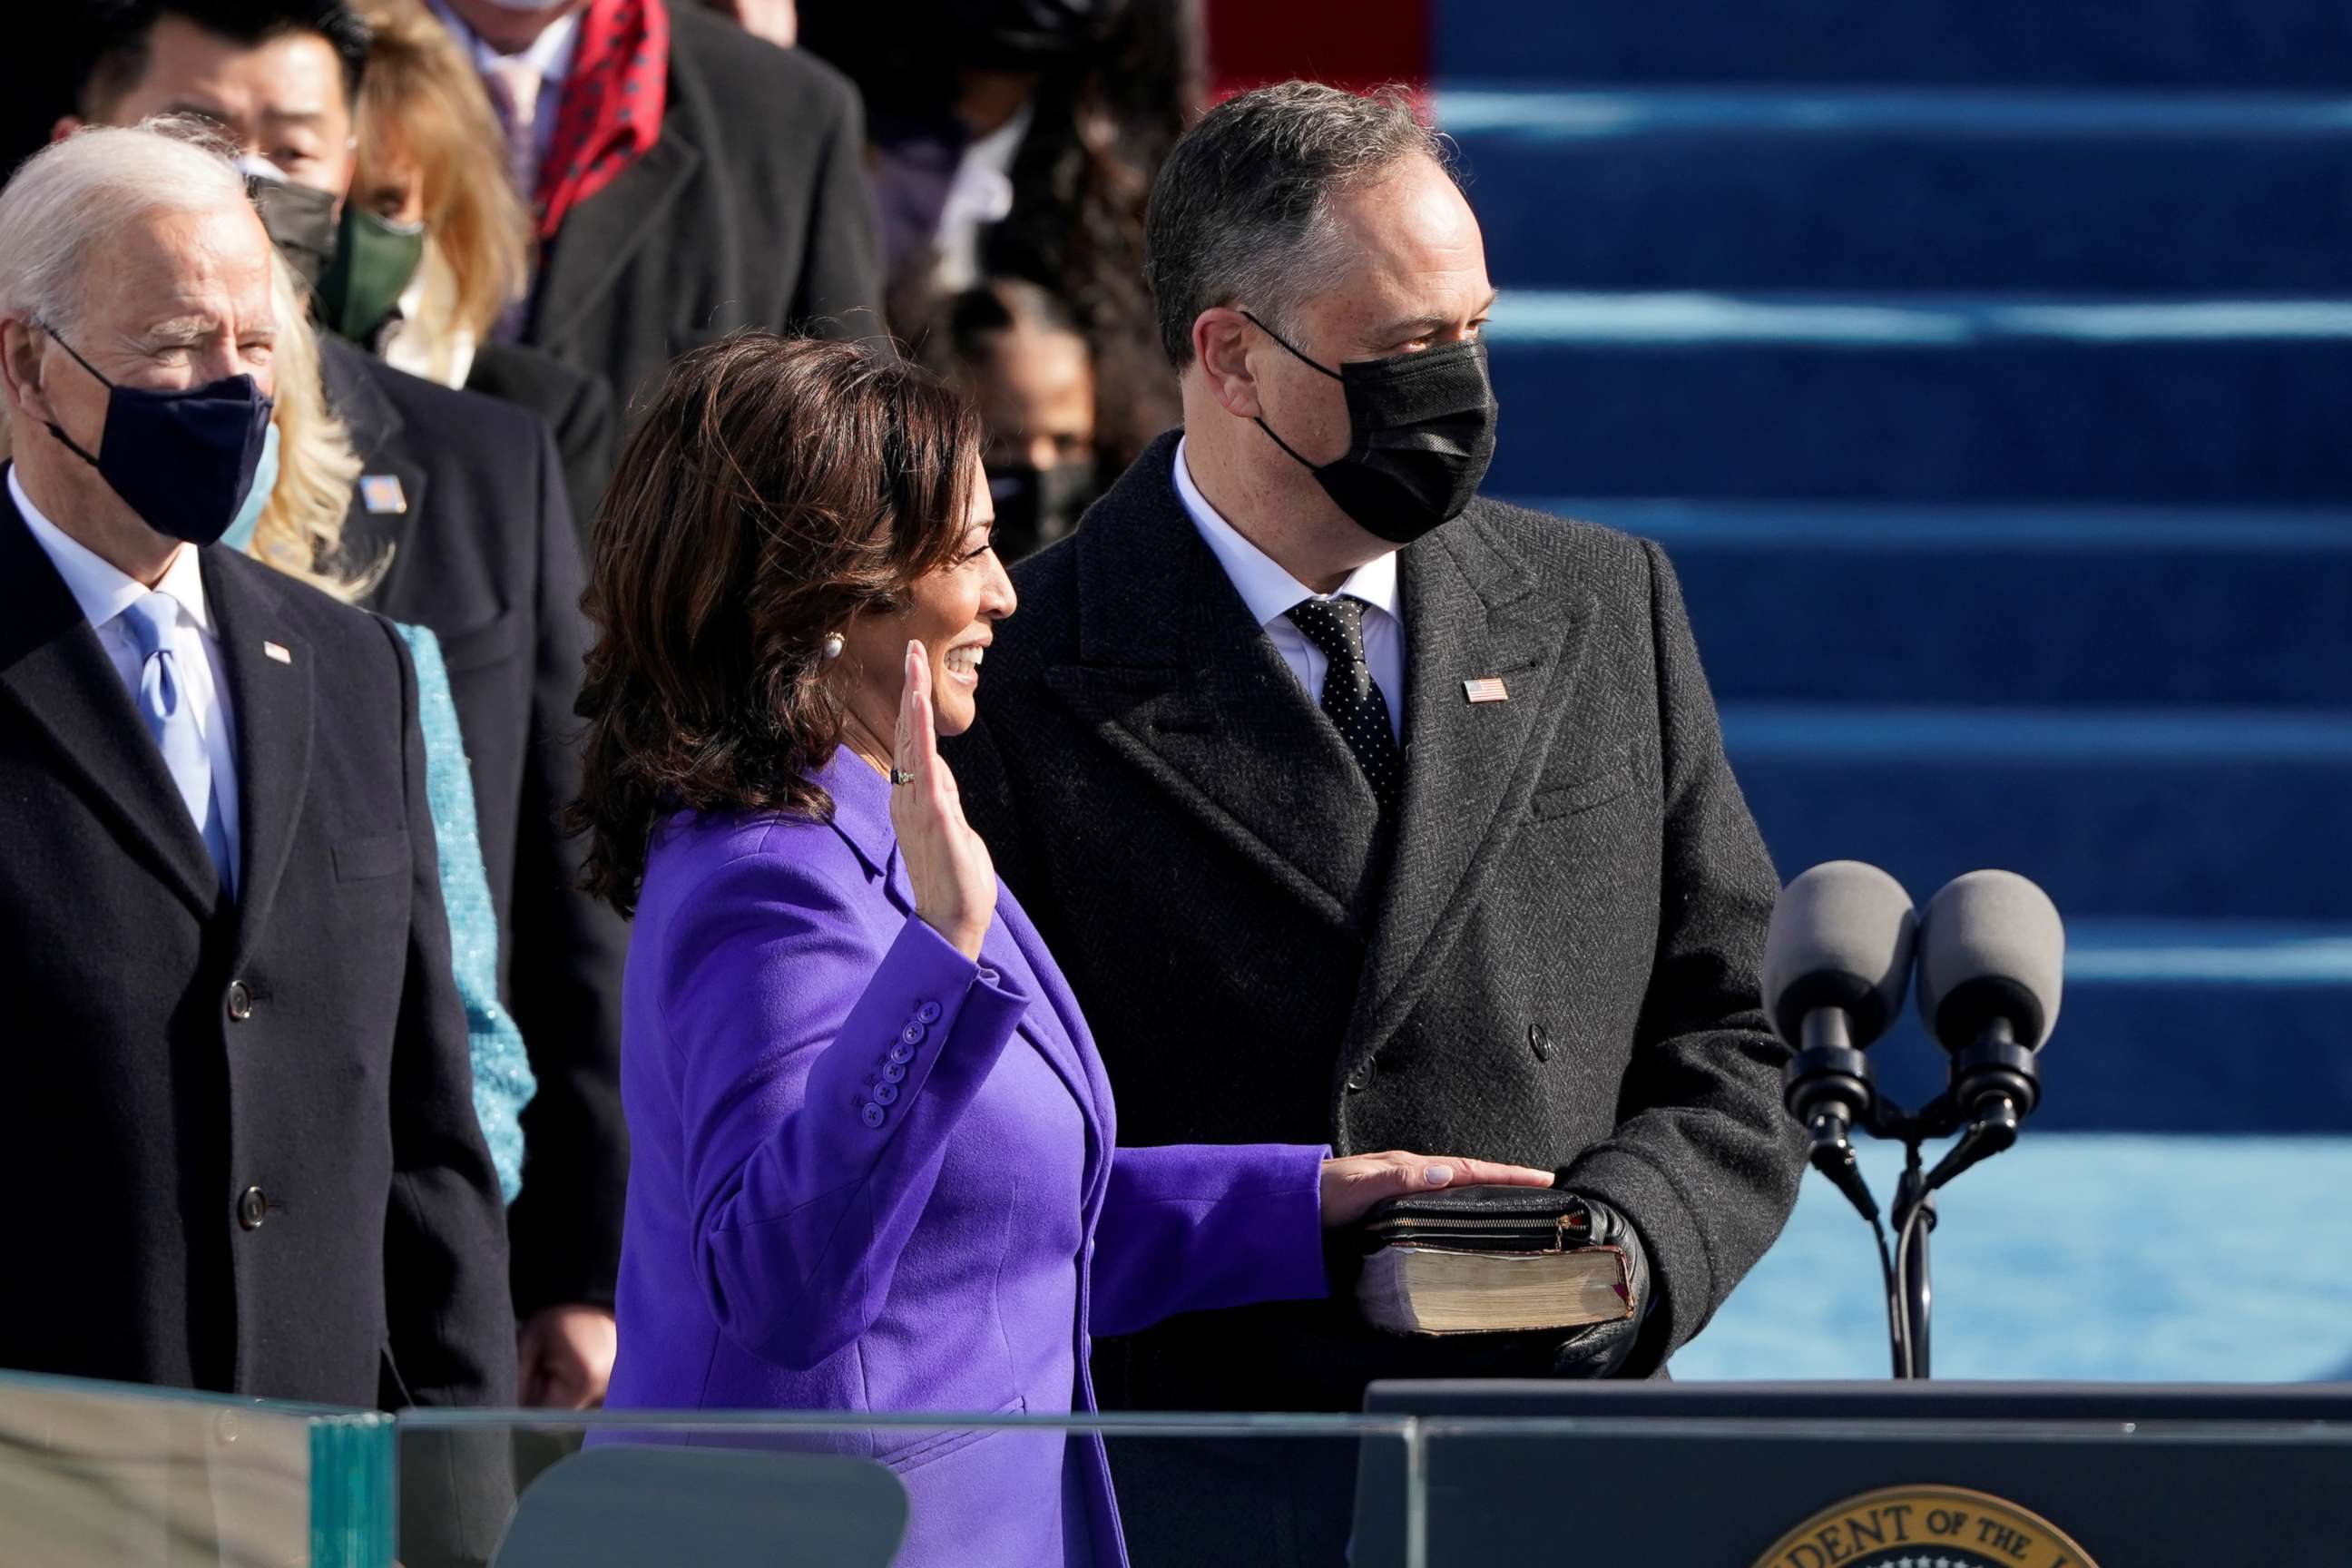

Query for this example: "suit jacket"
[322,338,632,1317]
[462,338,615,540]
[602,750,1328,1568]
[520,6,885,424]
[949,431,1808,1564]
[0,488,514,1416]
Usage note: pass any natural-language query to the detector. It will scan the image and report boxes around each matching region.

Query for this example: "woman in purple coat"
[570,336,1551,1566]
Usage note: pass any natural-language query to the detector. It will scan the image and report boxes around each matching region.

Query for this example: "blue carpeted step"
[1484,294,2352,501]
[1440,89,2352,292]
[1677,1135,2352,1381]
[1434,1,2352,89]
[1524,500,2352,709]
[1722,705,2352,920]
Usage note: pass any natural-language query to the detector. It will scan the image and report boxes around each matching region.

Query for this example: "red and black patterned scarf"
[534,0,671,240]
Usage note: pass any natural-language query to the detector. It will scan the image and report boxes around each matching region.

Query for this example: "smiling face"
[834,456,1016,740]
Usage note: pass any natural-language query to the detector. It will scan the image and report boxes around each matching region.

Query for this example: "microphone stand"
[1786,1028,2039,1380]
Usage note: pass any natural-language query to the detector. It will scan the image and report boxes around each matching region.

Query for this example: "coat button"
[226,981,253,1023]
[887,1044,916,1066]
[1344,1063,1376,1093]
[881,1061,906,1084]
[861,1103,886,1129]
[900,1020,928,1047]
[916,1001,942,1024]
[1528,1023,1553,1062]
[873,1082,899,1106]
[236,1186,268,1230]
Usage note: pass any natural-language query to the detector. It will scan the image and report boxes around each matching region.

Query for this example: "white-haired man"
[0,122,513,1546]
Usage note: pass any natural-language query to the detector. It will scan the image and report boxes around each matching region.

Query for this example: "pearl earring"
[820,632,846,661]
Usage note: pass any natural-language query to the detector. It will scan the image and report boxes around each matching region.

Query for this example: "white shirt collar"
[1171,436,1400,629]
[431,0,581,82]
[9,463,216,638]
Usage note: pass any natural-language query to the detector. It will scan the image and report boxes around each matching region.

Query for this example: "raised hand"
[890,641,997,959]
[1318,1152,1556,1229]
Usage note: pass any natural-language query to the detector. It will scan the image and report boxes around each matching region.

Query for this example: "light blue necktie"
[121,591,234,896]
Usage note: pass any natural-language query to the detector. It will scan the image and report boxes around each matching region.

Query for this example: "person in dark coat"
[0,122,513,1551]
[70,0,633,1409]
[428,0,885,421]
[947,83,1809,1567]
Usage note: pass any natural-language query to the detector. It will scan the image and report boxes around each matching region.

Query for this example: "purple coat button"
[861,1103,886,1129]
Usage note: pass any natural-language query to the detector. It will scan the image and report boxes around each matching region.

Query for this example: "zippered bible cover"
[1355,1186,1635,1335]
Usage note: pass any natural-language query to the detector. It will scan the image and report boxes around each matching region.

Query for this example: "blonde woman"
[334,0,612,530]
[228,252,537,1204]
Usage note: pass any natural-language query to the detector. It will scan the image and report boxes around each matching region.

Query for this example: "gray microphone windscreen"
[1761,861,1917,1048]
[1915,870,2065,1050]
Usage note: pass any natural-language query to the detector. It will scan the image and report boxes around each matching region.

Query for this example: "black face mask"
[1243,310,1499,545]
[988,457,1095,562]
[246,172,341,289]
[39,328,277,547]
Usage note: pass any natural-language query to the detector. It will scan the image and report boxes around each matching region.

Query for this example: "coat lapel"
[201,551,313,965]
[0,497,224,918]
[1045,437,1386,934]
[528,126,703,351]
[1346,504,1597,1056]
[318,338,427,590]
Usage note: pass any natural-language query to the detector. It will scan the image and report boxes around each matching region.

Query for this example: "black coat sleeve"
[789,69,887,343]
[503,425,633,1317]
[1560,540,1808,1371]
[378,613,519,1406]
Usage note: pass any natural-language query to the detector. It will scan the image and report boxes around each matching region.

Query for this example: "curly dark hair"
[569,333,983,916]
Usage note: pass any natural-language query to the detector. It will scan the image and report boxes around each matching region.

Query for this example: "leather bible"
[1355,1186,1636,1335]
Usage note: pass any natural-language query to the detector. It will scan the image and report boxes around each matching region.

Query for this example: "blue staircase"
[1435,3,2352,1375]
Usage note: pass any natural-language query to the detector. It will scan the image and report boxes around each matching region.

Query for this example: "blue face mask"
[39,327,277,546]
[217,421,282,554]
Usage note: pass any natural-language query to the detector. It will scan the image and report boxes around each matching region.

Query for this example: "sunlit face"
[0,201,277,537]
[835,457,1017,739]
[1246,152,1495,470]
[973,325,1094,474]
[99,16,357,200]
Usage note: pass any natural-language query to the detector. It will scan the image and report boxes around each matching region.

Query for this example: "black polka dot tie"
[1287,595,1403,813]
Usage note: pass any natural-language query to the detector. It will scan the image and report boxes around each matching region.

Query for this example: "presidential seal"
[1749,1485,2101,1568]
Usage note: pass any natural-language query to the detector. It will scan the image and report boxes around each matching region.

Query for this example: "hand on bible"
[1318,1152,1553,1228]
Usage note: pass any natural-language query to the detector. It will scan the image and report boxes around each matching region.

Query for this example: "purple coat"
[603,750,1331,1566]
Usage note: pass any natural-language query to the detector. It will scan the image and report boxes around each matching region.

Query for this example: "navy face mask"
[1242,309,1499,546]
[39,328,276,547]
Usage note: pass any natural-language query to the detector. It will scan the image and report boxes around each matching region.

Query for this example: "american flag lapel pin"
[1463,676,1509,704]
[263,641,293,665]
[359,474,408,514]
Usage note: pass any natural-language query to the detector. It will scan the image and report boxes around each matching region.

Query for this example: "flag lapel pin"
[360,474,408,514]
[1463,676,1509,704]
[263,641,293,665]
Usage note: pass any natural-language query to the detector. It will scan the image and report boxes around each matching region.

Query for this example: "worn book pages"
[1357,1243,1635,1335]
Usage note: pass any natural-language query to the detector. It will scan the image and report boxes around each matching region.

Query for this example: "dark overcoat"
[321,338,632,1321]
[950,431,1808,1565]
[517,5,885,422]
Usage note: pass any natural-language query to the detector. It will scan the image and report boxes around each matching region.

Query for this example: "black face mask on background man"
[1243,309,1500,546]
[244,169,340,289]
[988,457,1096,563]
[38,327,276,547]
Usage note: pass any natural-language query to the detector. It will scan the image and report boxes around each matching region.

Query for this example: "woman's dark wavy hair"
[569,333,982,916]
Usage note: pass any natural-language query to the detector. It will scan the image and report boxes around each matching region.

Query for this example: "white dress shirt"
[1172,436,1407,740]
[429,0,582,188]
[11,465,243,882]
